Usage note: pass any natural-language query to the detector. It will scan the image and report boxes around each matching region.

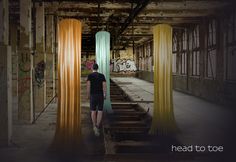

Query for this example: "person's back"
[87,63,106,136]
[87,72,105,95]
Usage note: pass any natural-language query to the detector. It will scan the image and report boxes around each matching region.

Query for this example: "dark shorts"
[90,94,104,111]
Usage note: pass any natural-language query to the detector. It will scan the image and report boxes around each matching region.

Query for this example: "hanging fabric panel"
[150,24,177,135]
[54,19,81,148]
[95,31,112,113]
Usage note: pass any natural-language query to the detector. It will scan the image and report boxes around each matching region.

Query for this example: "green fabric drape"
[54,19,81,148]
[150,24,177,135]
[95,31,112,113]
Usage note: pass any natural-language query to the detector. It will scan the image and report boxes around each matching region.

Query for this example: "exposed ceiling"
[9,0,235,51]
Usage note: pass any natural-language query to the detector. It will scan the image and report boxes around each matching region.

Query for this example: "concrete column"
[0,0,9,45]
[34,2,45,112]
[45,15,55,103]
[199,20,207,78]
[0,0,12,146]
[18,0,33,122]
[10,24,18,98]
[10,24,18,121]
[54,16,58,96]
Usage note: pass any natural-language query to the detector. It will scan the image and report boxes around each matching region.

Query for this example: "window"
[172,53,177,74]
[207,49,217,78]
[193,26,200,48]
[227,12,236,44]
[226,11,236,81]
[173,32,178,52]
[180,29,187,75]
[192,25,200,76]
[146,42,152,72]
[137,46,143,71]
[172,32,178,74]
[192,51,200,76]
[206,19,217,79]
[226,49,236,81]
[181,52,187,74]
[183,29,187,51]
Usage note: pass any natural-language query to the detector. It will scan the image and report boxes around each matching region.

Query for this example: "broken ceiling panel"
[9,0,234,50]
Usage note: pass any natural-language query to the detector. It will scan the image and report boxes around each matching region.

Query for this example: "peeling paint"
[18,50,32,121]
[20,0,32,49]
[36,2,45,52]
[46,15,54,53]
[34,53,45,112]
[0,0,9,45]
[19,26,31,49]
[45,53,54,103]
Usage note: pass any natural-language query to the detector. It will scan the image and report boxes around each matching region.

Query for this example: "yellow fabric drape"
[150,24,177,135]
[54,19,81,148]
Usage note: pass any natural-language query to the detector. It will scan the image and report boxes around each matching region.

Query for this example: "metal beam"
[33,0,139,2]
[82,33,152,37]
[117,0,150,37]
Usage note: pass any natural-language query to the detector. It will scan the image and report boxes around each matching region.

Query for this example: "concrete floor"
[0,77,235,162]
[112,77,236,161]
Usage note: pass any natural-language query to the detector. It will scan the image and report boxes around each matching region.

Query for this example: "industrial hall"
[0,0,236,162]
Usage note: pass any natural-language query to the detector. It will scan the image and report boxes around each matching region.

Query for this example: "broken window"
[181,52,187,75]
[172,53,177,74]
[192,25,200,76]
[183,29,187,51]
[172,31,178,74]
[226,11,236,81]
[138,45,144,71]
[192,51,200,76]
[180,29,187,75]
[206,19,217,79]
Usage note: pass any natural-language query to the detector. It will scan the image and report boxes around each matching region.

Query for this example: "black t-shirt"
[87,72,106,95]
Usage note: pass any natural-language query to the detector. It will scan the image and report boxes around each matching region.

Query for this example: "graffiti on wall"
[81,60,95,70]
[35,60,45,87]
[81,59,137,72]
[19,52,31,73]
[18,52,32,119]
[46,55,54,103]
[18,77,31,94]
[111,59,137,72]
[18,52,31,95]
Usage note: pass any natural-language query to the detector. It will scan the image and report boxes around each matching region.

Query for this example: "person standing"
[87,63,106,136]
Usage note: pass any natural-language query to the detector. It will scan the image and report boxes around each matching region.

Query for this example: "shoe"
[93,126,100,136]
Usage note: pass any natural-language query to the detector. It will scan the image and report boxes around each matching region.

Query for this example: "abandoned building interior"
[0,0,236,161]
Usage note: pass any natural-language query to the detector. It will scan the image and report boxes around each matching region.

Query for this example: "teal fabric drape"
[95,31,112,113]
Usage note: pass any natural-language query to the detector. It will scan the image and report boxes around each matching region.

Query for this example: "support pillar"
[10,24,18,121]
[45,15,55,103]
[54,16,58,95]
[18,0,33,122]
[34,2,45,112]
[0,0,12,146]
[10,24,18,98]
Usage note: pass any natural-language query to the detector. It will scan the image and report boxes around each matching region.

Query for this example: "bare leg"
[96,111,103,127]
[91,111,97,127]
[91,110,100,136]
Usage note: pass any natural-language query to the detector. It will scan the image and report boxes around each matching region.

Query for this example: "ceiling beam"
[146,1,229,10]
[33,0,139,2]
[117,0,150,37]
[135,17,202,24]
[82,33,153,37]
[56,7,130,13]
[55,8,215,16]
